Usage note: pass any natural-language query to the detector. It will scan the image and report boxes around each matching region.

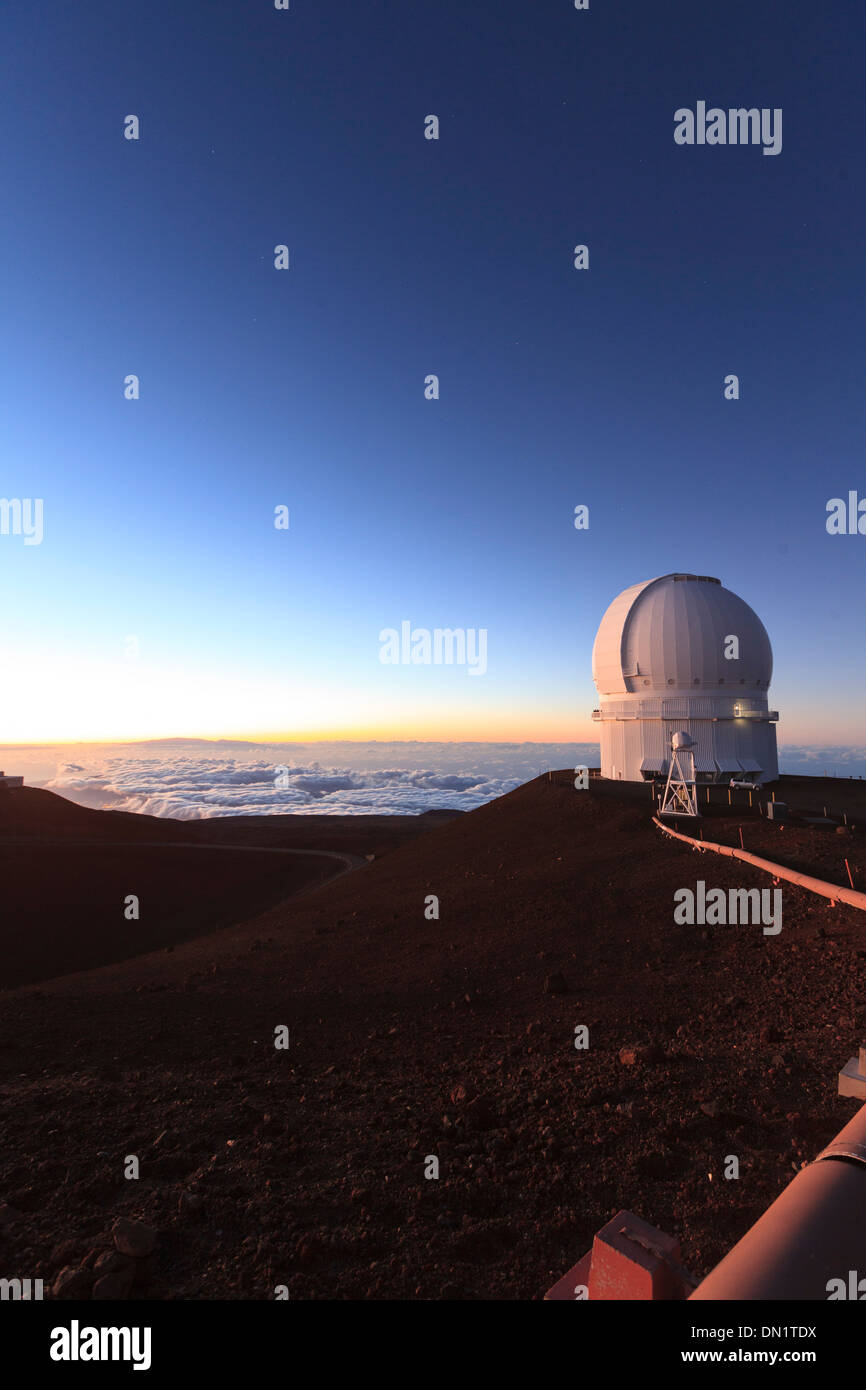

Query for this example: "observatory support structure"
[659,733,699,818]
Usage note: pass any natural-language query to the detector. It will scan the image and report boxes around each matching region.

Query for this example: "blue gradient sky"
[0,1,863,743]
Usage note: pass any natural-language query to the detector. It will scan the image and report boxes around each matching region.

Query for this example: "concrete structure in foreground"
[591,573,779,785]
[0,771,24,789]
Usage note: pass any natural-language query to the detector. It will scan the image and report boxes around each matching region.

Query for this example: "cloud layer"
[24,739,866,820]
[38,741,600,819]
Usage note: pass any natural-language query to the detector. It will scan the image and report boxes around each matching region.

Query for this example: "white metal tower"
[659,732,699,817]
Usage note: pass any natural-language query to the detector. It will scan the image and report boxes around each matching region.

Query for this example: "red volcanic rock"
[7,1186,41,1212]
[112,1219,158,1259]
[544,972,568,995]
[465,1096,497,1132]
[2,773,866,1300]
[92,1266,135,1299]
[0,790,453,989]
[178,1192,204,1219]
[52,1265,92,1300]
[93,1249,134,1274]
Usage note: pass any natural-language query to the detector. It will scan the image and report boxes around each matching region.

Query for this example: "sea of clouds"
[4,739,864,821]
[16,740,600,820]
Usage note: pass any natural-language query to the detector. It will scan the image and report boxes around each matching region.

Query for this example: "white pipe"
[652,816,866,913]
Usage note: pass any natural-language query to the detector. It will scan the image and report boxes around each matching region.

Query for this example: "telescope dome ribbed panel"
[592,574,772,695]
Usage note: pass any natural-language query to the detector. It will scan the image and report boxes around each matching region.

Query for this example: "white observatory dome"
[591,574,779,785]
[592,573,772,696]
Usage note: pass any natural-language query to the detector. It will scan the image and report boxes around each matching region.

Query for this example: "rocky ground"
[0,788,460,988]
[690,813,865,889]
[1,775,865,1300]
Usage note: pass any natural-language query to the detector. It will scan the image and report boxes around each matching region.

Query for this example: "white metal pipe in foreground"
[652,815,866,913]
[690,1104,866,1300]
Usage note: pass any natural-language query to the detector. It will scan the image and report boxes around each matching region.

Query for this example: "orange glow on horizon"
[0,718,599,748]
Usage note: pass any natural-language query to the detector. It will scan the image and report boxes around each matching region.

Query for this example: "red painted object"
[545,1210,694,1300]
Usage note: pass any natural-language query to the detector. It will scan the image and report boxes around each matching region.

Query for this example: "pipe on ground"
[690,1104,866,1300]
[652,815,866,913]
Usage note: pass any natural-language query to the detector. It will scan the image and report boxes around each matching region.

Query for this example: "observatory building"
[591,573,779,785]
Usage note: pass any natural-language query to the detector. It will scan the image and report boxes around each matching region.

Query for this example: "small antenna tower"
[659,731,700,818]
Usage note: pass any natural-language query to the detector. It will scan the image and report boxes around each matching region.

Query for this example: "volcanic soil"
[0,788,460,988]
[1,775,865,1300]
